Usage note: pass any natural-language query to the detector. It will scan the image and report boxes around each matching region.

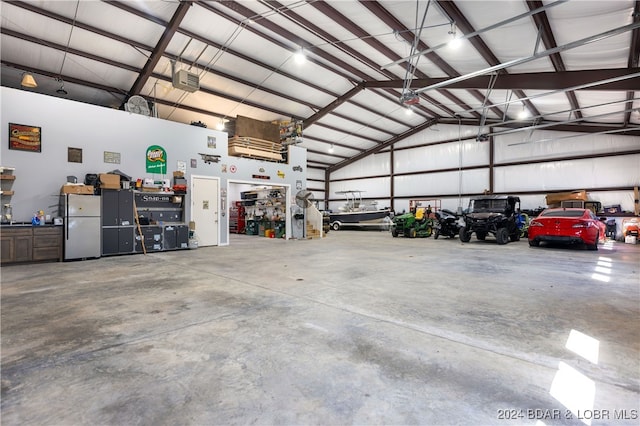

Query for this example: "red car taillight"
[530,220,543,227]
[572,221,593,228]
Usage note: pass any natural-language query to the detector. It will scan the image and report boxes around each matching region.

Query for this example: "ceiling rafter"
[303,135,366,153]
[127,0,192,96]
[361,0,498,120]
[623,0,640,126]
[117,2,412,130]
[1,0,637,174]
[8,1,397,139]
[433,0,539,118]
[194,1,420,129]
[309,0,464,118]
[363,69,640,91]
[525,0,580,118]
[261,0,443,118]
[329,118,440,173]
[9,1,153,53]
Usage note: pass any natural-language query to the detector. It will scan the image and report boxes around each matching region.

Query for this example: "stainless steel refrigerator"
[62,194,101,260]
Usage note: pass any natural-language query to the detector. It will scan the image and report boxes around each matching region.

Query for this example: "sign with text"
[146,145,167,174]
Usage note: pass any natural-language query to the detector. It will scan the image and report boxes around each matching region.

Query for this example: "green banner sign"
[146,145,167,174]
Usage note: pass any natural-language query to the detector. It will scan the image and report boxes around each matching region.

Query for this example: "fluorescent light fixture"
[21,73,37,88]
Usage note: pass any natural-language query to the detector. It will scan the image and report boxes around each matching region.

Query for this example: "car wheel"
[459,227,472,242]
[476,232,486,240]
[496,228,509,245]
[587,232,599,251]
[331,222,340,231]
[528,239,540,247]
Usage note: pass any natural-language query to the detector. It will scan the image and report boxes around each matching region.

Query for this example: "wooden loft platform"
[228,136,284,162]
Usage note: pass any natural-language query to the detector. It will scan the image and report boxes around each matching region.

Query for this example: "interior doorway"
[227,180,291,244]
[191,175,220,247]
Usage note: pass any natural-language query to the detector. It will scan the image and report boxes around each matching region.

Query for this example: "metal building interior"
[1,1,639,425]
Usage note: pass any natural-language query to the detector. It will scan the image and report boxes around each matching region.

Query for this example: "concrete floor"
[1,231,639,425]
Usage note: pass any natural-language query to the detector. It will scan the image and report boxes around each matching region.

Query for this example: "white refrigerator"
[63,194,101,260]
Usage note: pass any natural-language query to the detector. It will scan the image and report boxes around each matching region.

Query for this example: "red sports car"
[528,208,607,250]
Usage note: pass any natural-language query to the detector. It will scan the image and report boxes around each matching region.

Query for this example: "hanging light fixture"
[448,23,462,49]
[56,78,68,95]
[294,48,306,65]
[21,72,37,88]
[328,144,335,154]
[518,103,529,120]
[216,120,225,131]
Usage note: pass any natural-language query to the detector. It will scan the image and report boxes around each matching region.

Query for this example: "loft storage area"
[227,115,302,163]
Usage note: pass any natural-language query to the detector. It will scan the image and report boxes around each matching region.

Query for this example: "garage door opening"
[227,180,296,243]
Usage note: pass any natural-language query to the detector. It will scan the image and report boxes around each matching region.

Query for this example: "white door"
[191,176,219,247]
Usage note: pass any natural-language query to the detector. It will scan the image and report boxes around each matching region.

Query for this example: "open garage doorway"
[227,180,295,244]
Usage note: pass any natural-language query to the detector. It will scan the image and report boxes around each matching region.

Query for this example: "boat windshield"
[336,190,378,211]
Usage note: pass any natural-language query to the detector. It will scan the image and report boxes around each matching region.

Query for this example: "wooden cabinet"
[1,226,61,264]
[32,227,62,262]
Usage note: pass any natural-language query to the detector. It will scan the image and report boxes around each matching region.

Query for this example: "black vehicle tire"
[434,229,440,239]
[496,227,509,245]
[510,232,520,242]
[587,233,599,251]
[409,227,417,238]
[391,228,398,237]
[331,222,340,231]
[476,231,486,240]
[529,239,540,247]
[459,227,472,242]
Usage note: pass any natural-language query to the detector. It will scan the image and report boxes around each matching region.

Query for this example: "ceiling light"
[216,120,225,131]
[518,104,529,120]
[448,24,462,49]
[21,72,37,88]
[328,144,334,154]
[294,48,306,65]
[405,107,414,116]
[56,78,67,95]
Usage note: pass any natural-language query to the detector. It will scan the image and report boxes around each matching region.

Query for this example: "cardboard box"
[100,173,121,189]
[230,115,280,142]
[545,190,587,206]
[61,184,94,195]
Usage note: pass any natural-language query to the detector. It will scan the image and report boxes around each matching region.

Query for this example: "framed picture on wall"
[9,123,41,152]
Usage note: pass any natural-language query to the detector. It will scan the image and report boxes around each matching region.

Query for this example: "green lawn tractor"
[391,208,434,238]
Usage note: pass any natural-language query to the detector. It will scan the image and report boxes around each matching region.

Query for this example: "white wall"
[329,122,639,213]
[0,87,306,244]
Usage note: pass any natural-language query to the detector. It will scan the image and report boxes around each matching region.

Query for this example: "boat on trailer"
[328,190,393,231]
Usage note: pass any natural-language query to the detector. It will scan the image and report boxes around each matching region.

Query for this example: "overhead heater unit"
[172,69,200,92]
